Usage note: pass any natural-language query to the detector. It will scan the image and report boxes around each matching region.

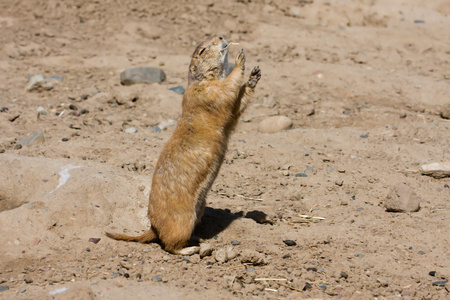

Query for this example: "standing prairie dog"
[106,36,261,255]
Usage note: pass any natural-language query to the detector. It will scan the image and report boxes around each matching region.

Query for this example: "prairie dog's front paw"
[235,49,246,70]
[247,66,261,88]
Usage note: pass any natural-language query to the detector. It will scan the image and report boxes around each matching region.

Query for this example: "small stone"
[151,276,162,282]
[0,286,9,292]
[420,162,450,179]
[120,67,166,85]
[335,180,343,186]
[257,116,293,133]
[283,240,296,246]
[340,271,348,279]
[168,86,185,95]
[0,107,8,112]
[69,104,78,110]
[231,240,240,246]
[124,127,138,134]
[429,271,436,277]
[440,106,450,119]
[360,133,369,138]
[25,74,53,92]
[86,248,90,252]
[306,267,317,272]
[418,250,425,255]
[226,248,238,260]
[240,249,266,265]
[80,109,89,115]
[149,126,161,133]
[24,275,33,284]
[303,282,312,290]
[414,19,425,23]
[37,106,47,115]
[432,281,447,287]
[17,131,44,147]
[384,183,420,213]
[199,243,213,258]
[62,138,69,142]
[355,253,364,258]
[157,119,177,130]
[295,173,308,177]
[214,248,228,263]
[88,238,101,244]
[282,254,291,259]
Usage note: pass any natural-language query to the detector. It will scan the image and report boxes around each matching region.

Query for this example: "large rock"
[384,183,420,213]
[420,162,450,179]
[120,67,166,85]
[257,116,293,133]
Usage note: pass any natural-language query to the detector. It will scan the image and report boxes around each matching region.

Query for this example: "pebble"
[432,281,447,287]
[440,106,450,119]
[214,248,228,263]
[355,253,364,258]
[340,271,349,279]
[168,86,185,94]
[69,104,78,110]
[37,106,47,115]
[0,286,9,292]
[157,119,177,130]
[240,249,266,265]
[199,243,213,258]
[303,282,312,290]
[257,116,293,133]
[420,162,450,179]
[226,248,238,260]
[0,107,8,112]
[360,133,369,139]
[151,276,162,282]
[120,67,166,85]
[384,183,420,213]
[335,180,344,186]
[17,130,45,147]
[124,127,138,134]
[231,240,240,246]
[25,74,53,92]
[306,267,317,272]
[24,275,33,284]
[429,271,436,277]
[283,240,296,246]
[88,238,101,244]
[295,173,308,177]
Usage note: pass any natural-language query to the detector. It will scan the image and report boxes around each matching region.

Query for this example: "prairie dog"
[106,36,261,255]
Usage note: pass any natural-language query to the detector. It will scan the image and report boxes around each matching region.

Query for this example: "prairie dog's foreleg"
[238,66,261,116]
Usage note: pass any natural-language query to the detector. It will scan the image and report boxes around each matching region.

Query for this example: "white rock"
[124,127,138,134]
[257,116,293,133]
[420,162,450,179]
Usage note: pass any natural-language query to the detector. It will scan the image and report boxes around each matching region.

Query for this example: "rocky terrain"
[0,0,449,299]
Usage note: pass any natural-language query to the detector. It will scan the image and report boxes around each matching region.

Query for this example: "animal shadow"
[194,207,243,240]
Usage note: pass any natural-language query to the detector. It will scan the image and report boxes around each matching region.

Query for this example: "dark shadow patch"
[245,210,273,225]
[193,207,243,240]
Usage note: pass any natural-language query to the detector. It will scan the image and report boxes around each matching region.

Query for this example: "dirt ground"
[0,0,449,299]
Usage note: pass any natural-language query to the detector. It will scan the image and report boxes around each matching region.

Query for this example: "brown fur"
[106,36,261,255]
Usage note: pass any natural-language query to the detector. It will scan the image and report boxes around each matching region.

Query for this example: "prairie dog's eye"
[199,48,206,56]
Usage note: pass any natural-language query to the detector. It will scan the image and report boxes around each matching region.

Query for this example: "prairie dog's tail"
[105,227,158,243]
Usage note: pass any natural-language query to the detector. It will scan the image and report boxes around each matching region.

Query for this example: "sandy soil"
[1,0,449,299]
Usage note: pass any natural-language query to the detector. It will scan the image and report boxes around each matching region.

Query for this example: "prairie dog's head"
[188,36,229,85]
